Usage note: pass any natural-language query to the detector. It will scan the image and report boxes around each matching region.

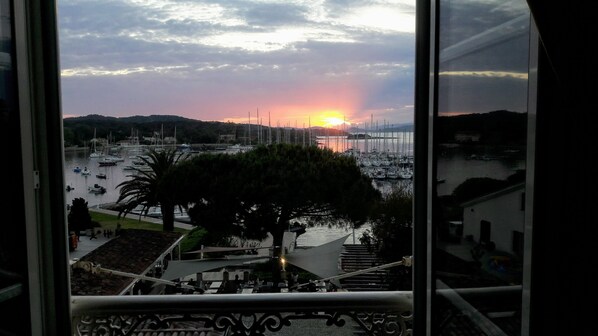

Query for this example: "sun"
[317,110,348,127]
[323,117,345,126]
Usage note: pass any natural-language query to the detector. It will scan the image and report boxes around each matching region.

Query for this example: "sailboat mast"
[308,117,311,146]
[268,111,272,145]
[248,111,251,146]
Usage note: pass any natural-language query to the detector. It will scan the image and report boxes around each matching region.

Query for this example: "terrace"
[66,220,414,334]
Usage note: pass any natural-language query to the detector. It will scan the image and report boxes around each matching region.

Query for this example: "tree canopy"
[361,186,413,258]
[166,144,381,253]
[116,148,189,231]
[68,197,93,234]
[359,186,413,290]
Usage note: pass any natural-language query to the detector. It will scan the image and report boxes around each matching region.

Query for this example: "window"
[5,0,72,334]
[8,0,596,335]
[58,0,416,291]
[0,1,31,334]
[428,0,532,334]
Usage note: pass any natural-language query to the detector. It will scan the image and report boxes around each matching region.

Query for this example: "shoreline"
[64,146,88,153]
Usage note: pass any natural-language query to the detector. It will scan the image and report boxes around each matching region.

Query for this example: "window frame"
[16,1,418,334]
[14,0,545,334]
[413,0,539,334]
[14,0,72,334]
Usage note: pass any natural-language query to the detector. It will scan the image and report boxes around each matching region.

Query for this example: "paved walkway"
[69,231,113,261]
[89,206,195,230]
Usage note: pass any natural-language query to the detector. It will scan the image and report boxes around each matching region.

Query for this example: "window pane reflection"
[433,0,530,334]
[1,0,32,334]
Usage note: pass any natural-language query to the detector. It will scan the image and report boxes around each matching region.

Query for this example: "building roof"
[71,229,183,295]
[160,256,268,281]
[460,183,525,208]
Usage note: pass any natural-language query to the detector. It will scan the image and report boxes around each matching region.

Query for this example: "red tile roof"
[71,229,183,295]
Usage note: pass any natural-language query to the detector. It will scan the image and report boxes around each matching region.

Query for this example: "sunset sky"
[57,0,416,127]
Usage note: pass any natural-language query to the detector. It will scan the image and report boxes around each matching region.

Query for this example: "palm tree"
[116,148,188,231]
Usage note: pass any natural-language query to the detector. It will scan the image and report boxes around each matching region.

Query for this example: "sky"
[57,0,416,128]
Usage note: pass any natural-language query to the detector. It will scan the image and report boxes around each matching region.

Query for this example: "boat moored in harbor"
[88,184,107,194]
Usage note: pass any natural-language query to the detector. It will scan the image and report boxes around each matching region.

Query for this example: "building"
[461,183,525,256]
[218,134,236,142]
[454,132,481,143]
[70,229,184,296]
[1,0,596,335]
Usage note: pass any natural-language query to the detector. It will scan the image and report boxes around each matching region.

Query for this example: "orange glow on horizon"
[224,110,352,128]
[440,111,470,117]
[317,110,349,127]
[216,81,368,128]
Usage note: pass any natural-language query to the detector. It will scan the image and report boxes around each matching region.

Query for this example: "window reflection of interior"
[440,14,529,63]
[432,1,531,335]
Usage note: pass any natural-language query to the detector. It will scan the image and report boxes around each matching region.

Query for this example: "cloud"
[439,70,527,80]
[58,0,416,125]
[435,0,532,115]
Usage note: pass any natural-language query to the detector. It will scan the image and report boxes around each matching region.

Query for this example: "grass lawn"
[90,211,189,234]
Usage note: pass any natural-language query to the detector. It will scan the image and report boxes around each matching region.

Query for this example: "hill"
[63,114,347,148]
[436,110,527,145]
[64,112,519,148]
[63,114,239,147]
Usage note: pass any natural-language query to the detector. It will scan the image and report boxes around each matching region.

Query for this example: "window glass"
[433,0,530,334]
[0,0,31,334]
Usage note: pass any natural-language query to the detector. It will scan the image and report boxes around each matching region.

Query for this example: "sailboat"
[89,128,104,159]
[81,167,91,176]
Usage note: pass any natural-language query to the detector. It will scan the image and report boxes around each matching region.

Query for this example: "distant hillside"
[348,123,413,133]
[63,114,346,147]
[63,115,237,147]
[64,112,518,148]
[437,110,526,145]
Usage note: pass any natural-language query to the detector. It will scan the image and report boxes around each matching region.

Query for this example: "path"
[89,206,195,230]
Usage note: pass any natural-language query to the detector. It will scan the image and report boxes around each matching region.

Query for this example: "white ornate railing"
[71,291,413,336]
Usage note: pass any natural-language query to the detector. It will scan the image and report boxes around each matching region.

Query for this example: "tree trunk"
[271,225,285,286]
[161,203,175,232]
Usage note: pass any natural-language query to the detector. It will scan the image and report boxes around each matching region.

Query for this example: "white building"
[461,183,525,257]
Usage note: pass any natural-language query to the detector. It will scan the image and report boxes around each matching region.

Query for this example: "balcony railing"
[71,291,413,336]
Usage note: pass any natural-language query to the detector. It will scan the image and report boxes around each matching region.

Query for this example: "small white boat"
[89,128,104,159]
[89,151,104,159]
[373,168,386,179]
[386,167,399,179]
[398,168,413,179]
[105,155,124,162]
[98,158,117,166]
[88,184,106,194]
[81,167,91,176]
